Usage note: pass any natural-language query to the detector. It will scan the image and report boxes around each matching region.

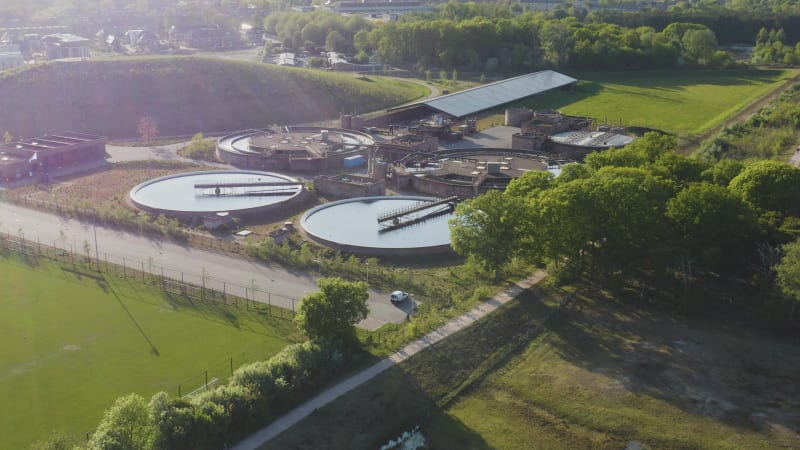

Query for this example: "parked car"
[390,290,409,303]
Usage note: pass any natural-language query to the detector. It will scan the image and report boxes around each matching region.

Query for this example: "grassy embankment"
[479,69,797,136]
[0,254,303,449]
[267,282,800,449]
[0,56,428,138]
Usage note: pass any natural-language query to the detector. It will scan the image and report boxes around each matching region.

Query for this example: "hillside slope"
[0,57,425,138]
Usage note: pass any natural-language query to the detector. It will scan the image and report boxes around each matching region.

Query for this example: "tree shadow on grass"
[541,284,800,439]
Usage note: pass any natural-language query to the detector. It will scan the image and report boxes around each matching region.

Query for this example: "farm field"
[511,69,798,135]
[266,284,800,450]
[0,254,303,449]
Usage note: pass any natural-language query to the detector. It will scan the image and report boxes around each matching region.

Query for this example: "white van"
[390,291,409,303]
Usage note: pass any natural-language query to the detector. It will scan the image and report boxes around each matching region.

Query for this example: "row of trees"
[264,9,731,70]
[450,133,800,319]
[81,278,368,449]
[751,27,800,65]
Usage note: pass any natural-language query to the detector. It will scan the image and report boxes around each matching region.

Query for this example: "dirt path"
[231,270,547,450]
[681,72,800,155]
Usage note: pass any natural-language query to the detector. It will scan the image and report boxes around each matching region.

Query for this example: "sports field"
[514,69,797,135]
[0,255,303,449]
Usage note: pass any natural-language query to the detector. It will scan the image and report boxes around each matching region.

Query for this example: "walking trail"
[231,270,547,450]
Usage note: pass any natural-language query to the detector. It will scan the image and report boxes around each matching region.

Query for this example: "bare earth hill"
[0,57,424,138]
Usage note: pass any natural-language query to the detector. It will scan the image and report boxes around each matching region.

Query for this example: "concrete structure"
[0,43,23,70]
[391,148,552,198]
[42,34,90,59]
[129,170,306,220]
[300,196,454,256]
[314,173,385,198]
[520,109,592,135]
[216,127,374,172]
[0,132,106,181]
[505,107,534,127]
[377,134,438,163]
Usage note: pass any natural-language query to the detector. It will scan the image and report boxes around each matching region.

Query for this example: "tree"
[89,393,154,450]
[325,30,347,53]
[728,160,800,216]
[450,190,527,279]
[682,28,717,63]
[666,182,757,273]
[295,278,369,341]
[775,239,800,318]
[138,116,159,141]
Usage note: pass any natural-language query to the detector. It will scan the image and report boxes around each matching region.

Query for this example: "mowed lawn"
[0,255,303,449]
[515,69,797,135]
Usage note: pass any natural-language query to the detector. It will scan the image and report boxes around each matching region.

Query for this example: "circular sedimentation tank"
[301,196,456,256]
[130,170,304,217]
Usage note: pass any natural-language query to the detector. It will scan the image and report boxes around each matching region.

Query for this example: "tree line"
[450,132,800,325]
[263,9,740,71]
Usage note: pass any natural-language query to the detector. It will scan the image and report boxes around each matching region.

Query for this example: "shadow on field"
[104,276,161,356]
[542,287,800,436]
[163,291,242,329]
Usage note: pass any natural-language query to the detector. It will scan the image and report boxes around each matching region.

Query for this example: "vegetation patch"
[507,69,796,135]
[266,284,800,449]
[0,57,428,138]
[0,255,302,449]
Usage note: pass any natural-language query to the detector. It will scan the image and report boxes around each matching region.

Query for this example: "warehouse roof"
[420,70,577,118]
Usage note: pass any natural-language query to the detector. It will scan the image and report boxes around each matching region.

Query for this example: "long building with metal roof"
[405,70,577,119]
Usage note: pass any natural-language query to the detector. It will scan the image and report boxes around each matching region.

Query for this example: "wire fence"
[0,229,297,318]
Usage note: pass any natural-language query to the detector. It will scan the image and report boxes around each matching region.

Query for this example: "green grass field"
[505,69,798,135]
[0,255,303,449]
[267,284,799,450]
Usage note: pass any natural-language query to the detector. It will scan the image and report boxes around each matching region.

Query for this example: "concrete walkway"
[231,270,547,450]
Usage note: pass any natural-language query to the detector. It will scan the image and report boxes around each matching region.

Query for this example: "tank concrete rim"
[129,169,303,215]
[300,195,454,252]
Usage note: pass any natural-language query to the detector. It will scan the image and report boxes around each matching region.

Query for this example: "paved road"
[0,202,408,329]
[231,270,547,450]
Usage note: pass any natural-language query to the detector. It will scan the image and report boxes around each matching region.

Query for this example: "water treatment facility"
[300,196,458,256]
[216,126,374,172]
[129,170,306,220]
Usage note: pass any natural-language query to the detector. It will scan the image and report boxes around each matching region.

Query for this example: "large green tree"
[89,394,154,450]
[728,160,800,216]
[295,278,369,341]
[450,190,527,278]
[666,182,757,273]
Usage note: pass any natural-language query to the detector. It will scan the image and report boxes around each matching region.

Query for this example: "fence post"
[122,257,126,278]
[178,384,181,398]
[230,357,233,375]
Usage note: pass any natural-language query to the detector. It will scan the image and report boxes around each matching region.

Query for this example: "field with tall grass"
[0,254,303,449]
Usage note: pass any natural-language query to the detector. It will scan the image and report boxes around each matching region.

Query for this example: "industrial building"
[0,132,106,181]
[42,34,90,59]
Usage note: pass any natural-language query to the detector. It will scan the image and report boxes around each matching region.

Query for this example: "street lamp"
[365,261,369,284]
[408,293,415,319]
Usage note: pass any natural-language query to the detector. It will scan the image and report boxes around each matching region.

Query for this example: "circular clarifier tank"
[130,170,304,217]
[300,196,456,256]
